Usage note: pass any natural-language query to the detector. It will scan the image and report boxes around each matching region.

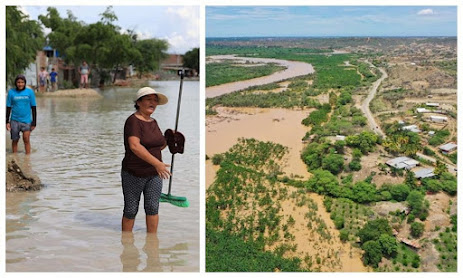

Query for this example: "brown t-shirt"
[122,114,166,177]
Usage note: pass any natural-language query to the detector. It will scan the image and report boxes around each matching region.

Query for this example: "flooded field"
[5,81,200,272]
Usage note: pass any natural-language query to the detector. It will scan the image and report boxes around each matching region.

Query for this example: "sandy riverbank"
[206,55,315,98]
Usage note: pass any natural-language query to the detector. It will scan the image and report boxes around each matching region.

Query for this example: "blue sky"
[21,5,199,54]
[206,6,457,37]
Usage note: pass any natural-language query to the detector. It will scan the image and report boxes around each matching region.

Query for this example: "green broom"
[160,70,189,208]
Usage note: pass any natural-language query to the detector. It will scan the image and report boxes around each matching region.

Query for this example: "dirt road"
[361,63,387,138]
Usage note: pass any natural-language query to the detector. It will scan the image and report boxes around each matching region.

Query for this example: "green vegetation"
[410,222,425,238]
[206,138,307,271]
[302,104,331,126]
[434,214,457,272]
[406,190,430,222]
[206,78,321,109]
[6,6,45,85]
[183,48,199,74]
[206,61,286,87]
[382,123,423,156]
[39,6,169,83]
[206,228,302,272]
[206,45,361,90]
[428,130,450,146]
[433,59,457,77]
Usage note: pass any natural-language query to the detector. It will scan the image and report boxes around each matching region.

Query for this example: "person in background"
[6,75,37,154]
[50,67,58,92]
[38,67,48,93]
[79,61,91,88]
[121,87,170,233]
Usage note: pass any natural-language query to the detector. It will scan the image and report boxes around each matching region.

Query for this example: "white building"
[412,168,435,179]
[439,142,457,154]
[416,108,429,113]
[386,157,420,170]
[429,116,448,123]
[402,125,421,133]
[426,103,440,107]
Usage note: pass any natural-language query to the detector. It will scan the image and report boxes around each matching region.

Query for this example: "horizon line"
[206,35,456,39]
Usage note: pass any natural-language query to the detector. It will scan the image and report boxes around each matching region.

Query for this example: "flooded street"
[6,81,200,272]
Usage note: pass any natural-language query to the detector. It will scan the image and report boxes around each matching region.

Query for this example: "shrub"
[212,154,225,165]
[410,222,425,238]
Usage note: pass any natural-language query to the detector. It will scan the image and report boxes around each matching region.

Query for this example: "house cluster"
[415,103,448,122]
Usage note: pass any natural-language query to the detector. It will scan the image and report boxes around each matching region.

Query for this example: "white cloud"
[418,9,434,15]
[165,7,199,54]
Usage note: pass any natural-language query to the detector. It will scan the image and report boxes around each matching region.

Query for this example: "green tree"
[334,216,345,229]
[407,190,424,215]
[348,159,362,171]
[305,169,340,196]
[421,179,442,193]
[134,38,169,77]
[346,131,378,154]
[362,240,383,267]
[6,6,44,85]
[351,181,377,203]
[405,170,418,189]
[183,47,199,73]
[358,218,392,244]
[389,184,410,201]
[410,222,425,238]
[321,153,344,175]
[39,7,83,64]
[378,234,398,257]
[434,160,448,176]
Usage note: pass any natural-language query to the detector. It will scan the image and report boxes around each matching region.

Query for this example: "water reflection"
[120,232,189,272]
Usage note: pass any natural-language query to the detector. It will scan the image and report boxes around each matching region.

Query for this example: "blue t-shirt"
[6,87,37,124]
[50,71,58,82]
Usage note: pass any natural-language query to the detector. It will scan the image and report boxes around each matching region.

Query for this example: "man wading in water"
[6,75,37,154]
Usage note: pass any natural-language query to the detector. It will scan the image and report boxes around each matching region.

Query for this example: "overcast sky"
[206,6,457,37]
[21,5,199,54]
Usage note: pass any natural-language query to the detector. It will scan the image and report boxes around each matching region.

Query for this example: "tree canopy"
[38,6,169,82]
[183,47,199,73]
[6,6,44,85]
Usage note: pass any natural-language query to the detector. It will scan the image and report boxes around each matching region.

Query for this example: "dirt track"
[361,62,387,138]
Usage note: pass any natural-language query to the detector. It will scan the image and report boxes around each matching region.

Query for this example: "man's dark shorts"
[10,120,31,141]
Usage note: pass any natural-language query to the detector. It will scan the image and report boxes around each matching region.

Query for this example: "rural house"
[386,157,420,170]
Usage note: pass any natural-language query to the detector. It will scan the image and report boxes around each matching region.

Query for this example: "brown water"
[5,81,199,272]
[206,107,312,188]
[206,55,315,98]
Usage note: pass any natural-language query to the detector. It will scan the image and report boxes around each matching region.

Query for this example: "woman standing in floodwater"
[6,75,37,154]
[121,87,171,233]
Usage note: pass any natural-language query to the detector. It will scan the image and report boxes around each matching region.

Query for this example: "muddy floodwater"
[6,81,199,272]
[206,55,315,98]
[206,57,368,271]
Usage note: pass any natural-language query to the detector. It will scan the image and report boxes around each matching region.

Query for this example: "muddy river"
[5,81,199,272]
[206,55,315,98]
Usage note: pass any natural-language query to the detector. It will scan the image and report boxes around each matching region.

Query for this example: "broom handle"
[167,69,184,195]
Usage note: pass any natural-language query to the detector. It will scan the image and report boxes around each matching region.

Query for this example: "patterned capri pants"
[121,170,163,219]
